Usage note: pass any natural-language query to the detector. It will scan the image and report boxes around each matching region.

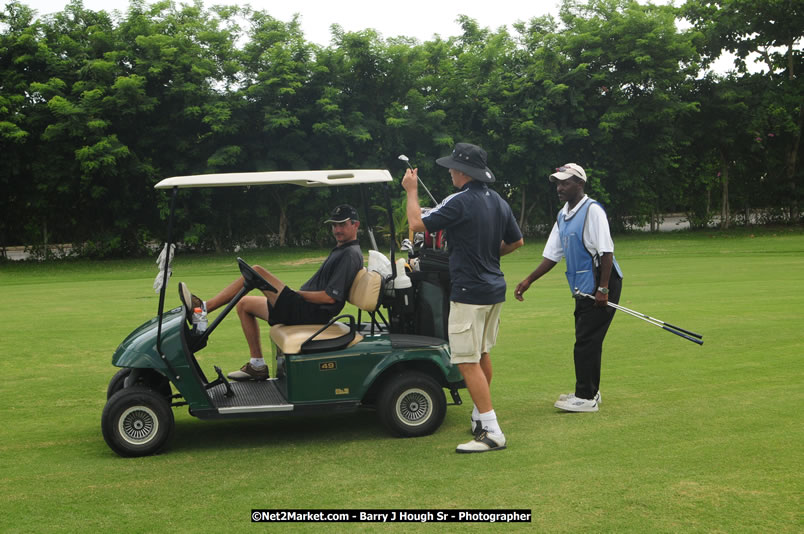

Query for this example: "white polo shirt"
[543,195,614,265]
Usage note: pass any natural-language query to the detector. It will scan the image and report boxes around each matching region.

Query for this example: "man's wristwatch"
[597,286,609,295]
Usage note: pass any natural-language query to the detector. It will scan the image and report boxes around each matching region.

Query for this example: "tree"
[0,2,42,253]
[683,0,803,222]
[557,0,701,230]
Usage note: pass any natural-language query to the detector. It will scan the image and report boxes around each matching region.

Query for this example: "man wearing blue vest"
[403,143,523,452]
[514,163,623,412]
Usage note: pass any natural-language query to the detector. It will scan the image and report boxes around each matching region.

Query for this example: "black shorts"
[267,286,335,326]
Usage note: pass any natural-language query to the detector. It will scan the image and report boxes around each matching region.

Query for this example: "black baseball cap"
[324,204,359,223]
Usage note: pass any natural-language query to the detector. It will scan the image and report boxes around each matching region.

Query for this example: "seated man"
[180,204,363,381]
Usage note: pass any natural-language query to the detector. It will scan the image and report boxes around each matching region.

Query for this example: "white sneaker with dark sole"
[456,430,506,453]
[554,395,598,412]
[558,391,601,404]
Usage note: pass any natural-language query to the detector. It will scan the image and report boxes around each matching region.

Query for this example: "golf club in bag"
[574,289,704,346]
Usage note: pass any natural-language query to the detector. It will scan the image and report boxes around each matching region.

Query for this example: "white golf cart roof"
[154,169,393,189]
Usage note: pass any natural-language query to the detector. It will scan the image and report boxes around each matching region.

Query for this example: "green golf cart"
[101,169,463,457]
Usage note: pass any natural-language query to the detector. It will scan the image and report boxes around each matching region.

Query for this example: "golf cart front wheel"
[106,368,172,400]
[378,372,446,437]
[102,386,174,457]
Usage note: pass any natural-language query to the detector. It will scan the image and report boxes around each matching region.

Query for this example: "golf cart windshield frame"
[152,169,399,379]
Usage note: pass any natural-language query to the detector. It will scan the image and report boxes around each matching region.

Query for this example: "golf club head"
[398,154,414,170]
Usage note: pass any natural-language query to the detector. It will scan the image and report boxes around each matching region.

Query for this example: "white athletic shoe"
[554,395,599,413]
[558,391,601,404]
[456,430,506,453]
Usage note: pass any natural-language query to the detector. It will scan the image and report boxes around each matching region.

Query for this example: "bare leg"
[458,362,493,413]
[236,296,271,359]
[205,265,287,312]
[479,352,492,385]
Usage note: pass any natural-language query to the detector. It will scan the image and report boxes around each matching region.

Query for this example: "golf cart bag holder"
[383,248,450,339]
[417,247,449,272]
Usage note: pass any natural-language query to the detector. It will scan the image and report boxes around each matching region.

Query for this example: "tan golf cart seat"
[269,268,384,355]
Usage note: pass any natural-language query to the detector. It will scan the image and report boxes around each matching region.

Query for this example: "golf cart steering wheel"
[237,257,278,293]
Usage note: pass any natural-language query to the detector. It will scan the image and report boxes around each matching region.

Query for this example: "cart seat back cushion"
[270,322,363,355]
[348,268,383,312]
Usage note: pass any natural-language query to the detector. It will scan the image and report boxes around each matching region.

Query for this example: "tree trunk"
[719,151,730,230]
[518,187,527,230]
[43,218,49,259]
[784,41,801,223]
[785,104,802,223]
[278,206,288,247]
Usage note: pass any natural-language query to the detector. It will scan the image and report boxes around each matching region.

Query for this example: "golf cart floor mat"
[208,380,293,413]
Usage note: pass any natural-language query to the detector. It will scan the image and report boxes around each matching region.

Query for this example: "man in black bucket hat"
[179,204,363,381]
[402,143,524,453]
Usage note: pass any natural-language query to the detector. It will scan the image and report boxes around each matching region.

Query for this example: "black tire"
[102,386,174,457]
[106,368,172,400]
[106,368,132,399]
[377,371,446,437]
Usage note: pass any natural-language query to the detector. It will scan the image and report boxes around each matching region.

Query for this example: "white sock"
[250,358,266,368]
[472,405,480,420]
[478,410,502,435]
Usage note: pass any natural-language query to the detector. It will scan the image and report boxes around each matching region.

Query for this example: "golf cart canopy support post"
[155,186,181,381]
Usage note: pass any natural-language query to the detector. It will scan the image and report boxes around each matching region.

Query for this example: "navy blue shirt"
[422,181,522,305]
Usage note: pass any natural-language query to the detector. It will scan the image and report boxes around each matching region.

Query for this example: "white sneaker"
[558,391,601,404]
[456,430,506,453]
[554,395,598,412]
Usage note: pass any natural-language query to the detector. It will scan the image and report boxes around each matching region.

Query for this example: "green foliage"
[0,0,801,256]
[371,191,410,247]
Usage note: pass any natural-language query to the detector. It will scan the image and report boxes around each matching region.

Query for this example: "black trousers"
[573,274,622,400]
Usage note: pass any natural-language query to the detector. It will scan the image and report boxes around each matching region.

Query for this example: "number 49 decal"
[319,361,337,371]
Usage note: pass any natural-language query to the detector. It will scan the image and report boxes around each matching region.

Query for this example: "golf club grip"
[663,325,704,345]
[662,322,703,339]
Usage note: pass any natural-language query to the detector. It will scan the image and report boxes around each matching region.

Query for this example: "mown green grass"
[1,227,802,533]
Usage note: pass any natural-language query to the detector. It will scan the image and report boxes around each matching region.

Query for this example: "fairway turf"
[1,228,802,533]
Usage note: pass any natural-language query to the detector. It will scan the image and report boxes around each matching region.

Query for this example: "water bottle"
[192,306,208,334]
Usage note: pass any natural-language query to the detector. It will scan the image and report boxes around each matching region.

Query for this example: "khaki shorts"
[448,301,503,364]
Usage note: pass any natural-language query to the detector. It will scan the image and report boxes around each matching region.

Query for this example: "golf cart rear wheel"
[377,371,446,437]
[106,368,171,400]
[102,386,174,457]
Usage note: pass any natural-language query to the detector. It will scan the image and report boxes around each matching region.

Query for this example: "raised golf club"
[398,154,439,206]
[575,289,704,346]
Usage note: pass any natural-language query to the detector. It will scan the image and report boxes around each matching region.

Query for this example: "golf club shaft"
[609,303,704,346]
[605,301,703,339]
[417,178,439,206]
[576,291,703,346]
[400,157,439,205]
